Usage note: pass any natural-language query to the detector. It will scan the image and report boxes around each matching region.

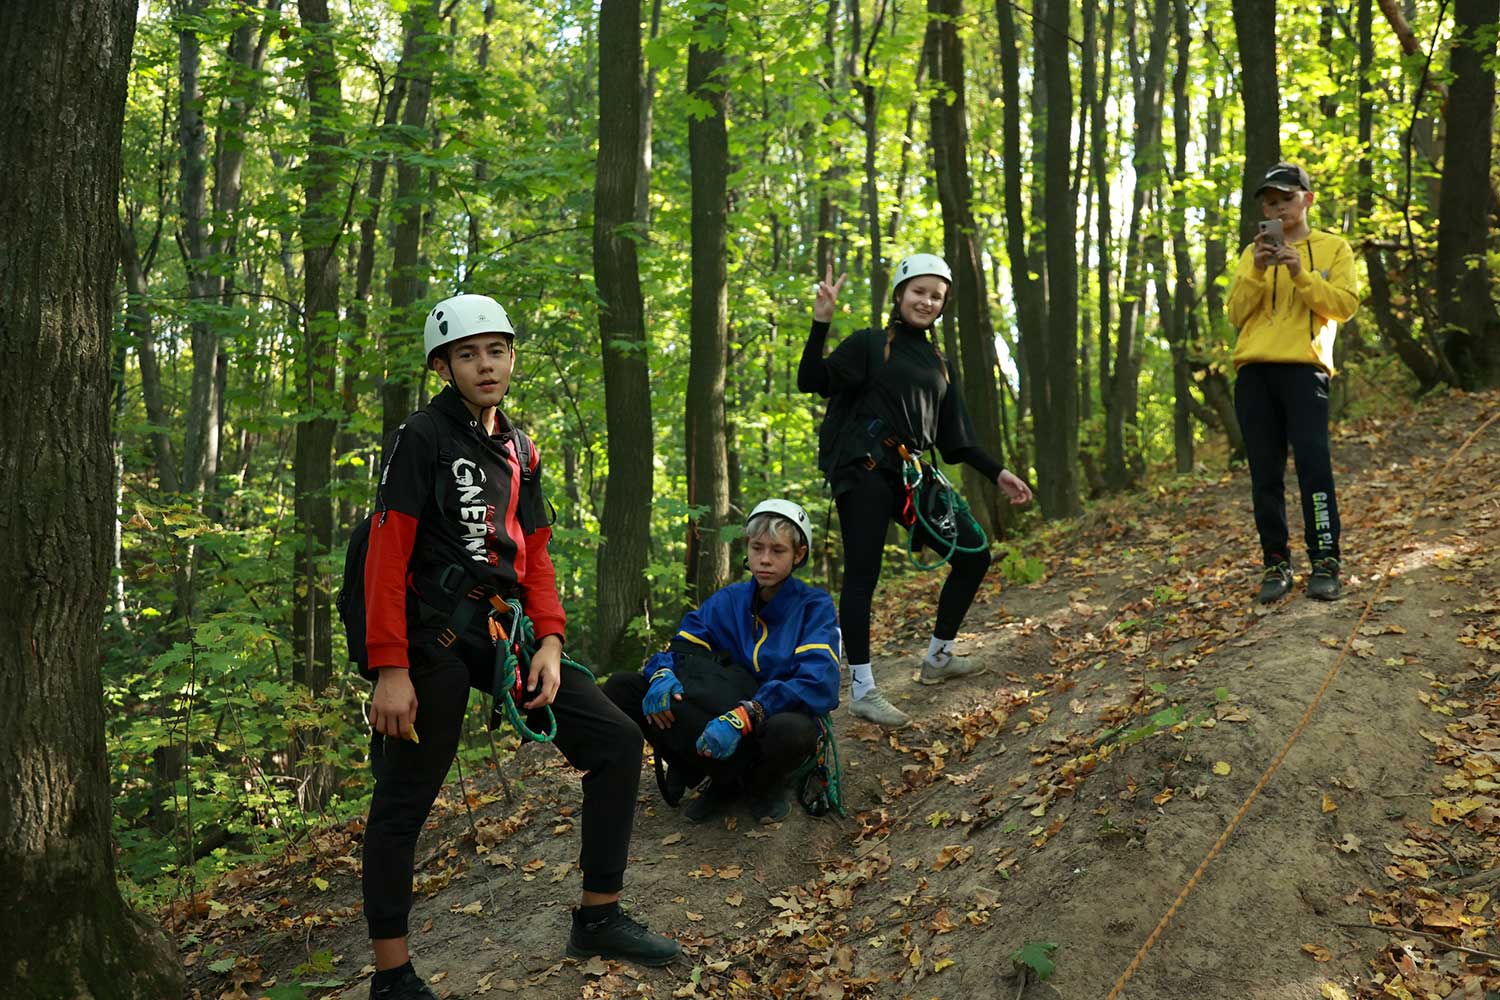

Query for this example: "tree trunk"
[1168,0,1194,473]
[1039,0,1080,515]
[685,0,732,603]
[1437,0,1500,387]
[1106,0,1169,491]
[383,0,441,441]
[929,0,1010,531]
[292,0,344,811]
[0,1,184,994]
[1231,0,1280,247]
[594,0,655,669]
[995,0,1049,497]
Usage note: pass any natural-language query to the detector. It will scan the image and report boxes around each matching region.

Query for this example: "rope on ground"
[1104,404,1499,1000]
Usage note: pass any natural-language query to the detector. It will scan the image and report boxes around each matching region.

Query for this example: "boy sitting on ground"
[603,499,840,824]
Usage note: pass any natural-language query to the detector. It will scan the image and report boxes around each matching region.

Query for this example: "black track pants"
[1233,362,1342,564]
[601,671,818,795]
[362,631,642,939]
[835,463,992,666]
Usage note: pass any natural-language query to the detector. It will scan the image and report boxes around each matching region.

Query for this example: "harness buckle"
[436,627,457,648]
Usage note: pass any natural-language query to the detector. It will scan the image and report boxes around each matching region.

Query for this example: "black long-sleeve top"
[799,318,1005,489]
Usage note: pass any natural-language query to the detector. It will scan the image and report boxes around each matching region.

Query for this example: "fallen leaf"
[452,901,483,915]
[1320,983,1351,1000]
[1335,834,1361,854]
[724,892,744,907]
[579,956,609,977]
[662,833,683,846]
[933,958,955,972]
[1321,794,1338,813]
[1213,761,1232,776]
[685,910,703,921]
[717,865,744,880]
[1302,943,1332,962]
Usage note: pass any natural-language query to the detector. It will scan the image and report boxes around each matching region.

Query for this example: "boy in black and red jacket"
[361,294,678,1000]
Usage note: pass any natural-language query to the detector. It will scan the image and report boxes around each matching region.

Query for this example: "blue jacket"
[650,577,841,718]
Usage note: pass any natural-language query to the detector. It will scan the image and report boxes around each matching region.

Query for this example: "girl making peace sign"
[798,255,1032,729]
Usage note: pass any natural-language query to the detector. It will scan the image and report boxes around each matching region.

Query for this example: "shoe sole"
[918,668,988,686]
[566,943,680,968]
[848,710,910,729]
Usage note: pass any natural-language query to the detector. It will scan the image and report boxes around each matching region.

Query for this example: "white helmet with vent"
[892,253,953,290]
[424,294,515,362]
[746,498,813,567]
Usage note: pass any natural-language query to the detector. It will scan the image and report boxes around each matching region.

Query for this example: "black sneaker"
[1257,561,1293,604]
[370,969,439,1000]
[567,907,680,967]
[749,787,790,824]
[1308,557,1341,601]
[682,780,734,824]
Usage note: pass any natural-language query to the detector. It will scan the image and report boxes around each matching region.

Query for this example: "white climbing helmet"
[892,253,953,292]
[423,293,515,362]
[746,498,813,567]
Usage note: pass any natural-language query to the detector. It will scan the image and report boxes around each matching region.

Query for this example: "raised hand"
[812,265,848,323]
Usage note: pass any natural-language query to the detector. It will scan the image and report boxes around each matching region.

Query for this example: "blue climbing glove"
[642,661,684,719]
[696,703,754,759]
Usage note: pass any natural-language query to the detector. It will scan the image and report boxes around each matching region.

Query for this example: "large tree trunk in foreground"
[0,1,184,995]
[594,0,655,669]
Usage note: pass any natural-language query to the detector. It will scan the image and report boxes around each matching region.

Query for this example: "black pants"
[601,672,818,796]
[836,463,991,665]
[362,629,642,940]
[1234,362,1341,564]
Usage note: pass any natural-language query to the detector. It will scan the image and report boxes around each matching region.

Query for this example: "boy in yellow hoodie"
[1226,162,1360,602]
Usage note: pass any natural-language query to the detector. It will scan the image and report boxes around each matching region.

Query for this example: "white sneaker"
[848,688,911,729]
[918,653,986,686]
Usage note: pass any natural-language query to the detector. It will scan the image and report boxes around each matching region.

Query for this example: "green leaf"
[1010,940,1058,981]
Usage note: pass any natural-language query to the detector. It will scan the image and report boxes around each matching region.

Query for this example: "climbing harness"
[485,597,595,743]
[888,443,988,571]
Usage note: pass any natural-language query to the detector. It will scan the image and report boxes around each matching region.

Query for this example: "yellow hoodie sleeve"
[1226,243,1269,330]
[1291,236,1359,323]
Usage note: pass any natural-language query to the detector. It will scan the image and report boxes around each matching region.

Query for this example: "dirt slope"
[178,389,1500,1000]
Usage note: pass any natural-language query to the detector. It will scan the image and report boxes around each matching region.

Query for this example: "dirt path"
[180,390,1500,1000]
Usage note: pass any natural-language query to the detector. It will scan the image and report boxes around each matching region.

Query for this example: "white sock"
[926,636,955,666]
[849,663,876,700]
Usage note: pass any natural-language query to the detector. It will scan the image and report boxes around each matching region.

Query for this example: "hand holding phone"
[1257,219,1284,248]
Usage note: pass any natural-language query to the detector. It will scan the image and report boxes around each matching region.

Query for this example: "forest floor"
[173,388,1500,1000]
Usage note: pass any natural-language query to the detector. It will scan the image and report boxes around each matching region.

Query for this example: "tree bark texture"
[1038,0,1081,516]
[685,1,733,603]
[1231,0,1280,248]
[293,0,344,810]
[929,0,1009,531]
[1169,0,1195,472]
[0,1,184,994]
[594,0,655,669]
[1436,0,1500,387]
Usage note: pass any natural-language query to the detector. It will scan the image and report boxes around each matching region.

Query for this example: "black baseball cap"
[1255,162,1313,195]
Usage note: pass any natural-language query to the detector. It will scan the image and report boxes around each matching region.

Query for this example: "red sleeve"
[365,509,419,669]
[520,524,566,642]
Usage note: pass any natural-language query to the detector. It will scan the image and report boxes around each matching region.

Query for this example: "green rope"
[902,458,988,570]
[792,714,846,817]
[488,598,595,743]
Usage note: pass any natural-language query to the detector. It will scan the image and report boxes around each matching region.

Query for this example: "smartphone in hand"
[1257,219,1284,248]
